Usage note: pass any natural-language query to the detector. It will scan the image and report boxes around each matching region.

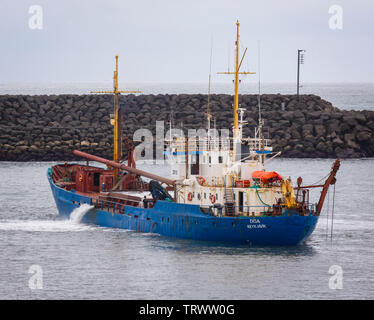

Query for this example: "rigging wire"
[227,40,231,72]
[308,172,330,187]
[331,183,336,240]
[326,188,330,239]
[239,39,247,78]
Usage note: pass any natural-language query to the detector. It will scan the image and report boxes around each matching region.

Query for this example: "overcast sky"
[1,0,373,84]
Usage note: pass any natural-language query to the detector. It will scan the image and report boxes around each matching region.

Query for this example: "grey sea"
[1,82,374,111]
[0,159,374,300]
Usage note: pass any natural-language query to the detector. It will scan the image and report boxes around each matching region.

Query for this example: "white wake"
[69,204,94,224]
[0,204,95,232]
[0,220,92,232]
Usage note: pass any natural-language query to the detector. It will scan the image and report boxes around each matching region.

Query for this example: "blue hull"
[48,170,319,245]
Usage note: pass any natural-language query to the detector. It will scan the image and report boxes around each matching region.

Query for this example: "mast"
[91,55,141,184]
[218,20,255,158]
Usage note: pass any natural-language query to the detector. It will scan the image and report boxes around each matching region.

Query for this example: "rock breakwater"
[0,94,373,161]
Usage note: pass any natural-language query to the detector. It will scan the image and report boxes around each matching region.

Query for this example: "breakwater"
[0,94,373,161]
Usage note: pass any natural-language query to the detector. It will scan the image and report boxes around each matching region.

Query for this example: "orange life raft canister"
[252,171,282,184]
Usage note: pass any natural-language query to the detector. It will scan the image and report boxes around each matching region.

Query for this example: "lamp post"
[297,49,305,100]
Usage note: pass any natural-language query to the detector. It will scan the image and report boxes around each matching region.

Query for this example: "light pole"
[297,49,305,100]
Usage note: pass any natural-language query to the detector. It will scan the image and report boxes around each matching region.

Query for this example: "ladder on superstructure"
[224,177,235,216]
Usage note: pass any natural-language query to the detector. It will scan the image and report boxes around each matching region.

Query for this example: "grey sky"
[0,0,373,84]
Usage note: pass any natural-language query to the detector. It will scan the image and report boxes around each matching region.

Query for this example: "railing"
[228,205,274,216]
[201,204,273,217]
[296,188,310,209]
[201,203,317,217]
[166,137,233,153]
[93,198,126,214]
[92,198,155,215]
[246,137,272,150]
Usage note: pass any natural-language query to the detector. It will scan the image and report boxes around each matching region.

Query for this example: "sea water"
[1,82,373,111]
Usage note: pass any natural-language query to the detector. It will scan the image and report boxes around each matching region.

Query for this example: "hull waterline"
[48,170,319,246]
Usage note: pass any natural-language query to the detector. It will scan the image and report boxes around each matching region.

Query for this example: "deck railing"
[92,198,155,214]
[201,203,316,217]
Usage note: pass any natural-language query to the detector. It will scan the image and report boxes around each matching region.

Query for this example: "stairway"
[224,185,236,216]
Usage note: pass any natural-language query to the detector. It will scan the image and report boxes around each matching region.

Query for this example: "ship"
[48,21,340,245]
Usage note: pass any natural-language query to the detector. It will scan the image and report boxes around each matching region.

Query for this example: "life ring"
[187,192,193,201]
[210,194,216,204]
[197,176,206,185]
[78,174,83,182]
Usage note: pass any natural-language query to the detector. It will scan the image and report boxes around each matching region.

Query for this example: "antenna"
[258,40,262,126]
[207,37,213,133]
